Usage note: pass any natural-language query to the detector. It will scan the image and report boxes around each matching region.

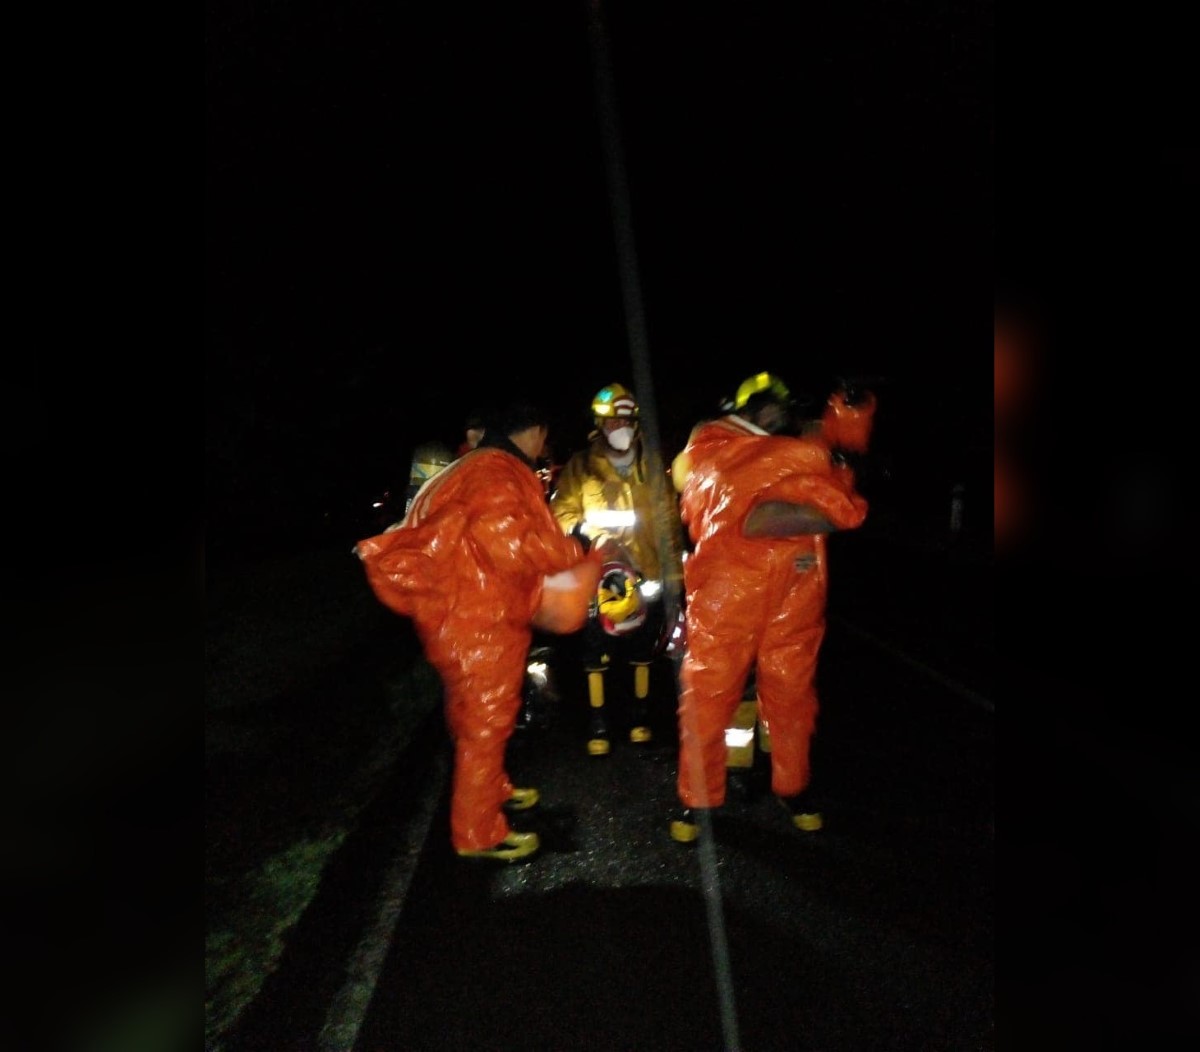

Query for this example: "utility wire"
[586,4,742,1049]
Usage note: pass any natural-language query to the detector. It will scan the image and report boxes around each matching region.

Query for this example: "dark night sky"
[206,1,993,537]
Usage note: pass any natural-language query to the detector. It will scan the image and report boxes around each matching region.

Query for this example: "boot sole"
[503,788,540,812]
[456,832,540,862]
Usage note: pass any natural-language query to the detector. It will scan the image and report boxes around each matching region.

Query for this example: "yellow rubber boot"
[456,831,540,863]
[629,662,652,743]
[587,670,610,755]
[503,786,540,812]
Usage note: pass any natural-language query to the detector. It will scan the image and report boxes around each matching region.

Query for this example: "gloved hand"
[598,573,640,624]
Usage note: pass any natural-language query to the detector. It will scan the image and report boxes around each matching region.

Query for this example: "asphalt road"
[220,530,995,1052]
[361,638,990,1052]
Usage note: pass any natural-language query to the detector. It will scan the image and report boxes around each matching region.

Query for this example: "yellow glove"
[598,575,640,624]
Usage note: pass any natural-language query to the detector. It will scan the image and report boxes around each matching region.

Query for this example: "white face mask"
[606,425,635,452]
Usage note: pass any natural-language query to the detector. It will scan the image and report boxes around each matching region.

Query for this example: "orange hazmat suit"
[674,415,869,809]
[356,447,600,851]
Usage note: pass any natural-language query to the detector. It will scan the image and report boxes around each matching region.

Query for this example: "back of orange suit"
[674,411,870,814]
[357,446,598,852]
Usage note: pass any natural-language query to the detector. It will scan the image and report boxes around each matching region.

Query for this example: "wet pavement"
[214,529,995,1051]
[350,629,993,1052]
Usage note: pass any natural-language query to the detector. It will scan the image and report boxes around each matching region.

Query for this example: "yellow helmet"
[591,383,639,420]
[733,372,791,411]
[596,561,646,635]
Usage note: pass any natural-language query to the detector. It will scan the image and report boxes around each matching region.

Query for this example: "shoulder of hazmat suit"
[355,447,601,642]
[677,415,869,554]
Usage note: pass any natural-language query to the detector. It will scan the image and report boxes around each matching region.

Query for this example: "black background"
[205,0,992,545]
[9,0,1200,1045]
[201,1,1200,1042]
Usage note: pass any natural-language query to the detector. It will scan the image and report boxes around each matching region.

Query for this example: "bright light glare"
[639,579,662,599]
[584,509,637,528]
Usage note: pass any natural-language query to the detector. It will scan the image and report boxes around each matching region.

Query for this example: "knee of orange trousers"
[756,624,824,698]
[450,736,511,851]
[678,640,754,704]
[756,683,819,746]
[442,662,525,736]
[762,721,816,797]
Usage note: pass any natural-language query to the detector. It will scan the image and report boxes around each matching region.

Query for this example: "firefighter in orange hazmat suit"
[668,372,875,843]
[356,402,601,863]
